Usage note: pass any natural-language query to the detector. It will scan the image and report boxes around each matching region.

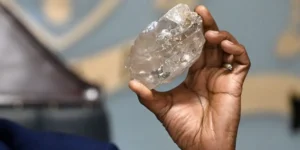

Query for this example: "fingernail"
[131,80,140,85]
[224,40,233,45]
[209,30,219,35]
[196,5,206,12]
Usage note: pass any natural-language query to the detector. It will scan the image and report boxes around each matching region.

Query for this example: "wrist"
[183,145,235,150]
[182,136,236,150]
[183,146,235,150]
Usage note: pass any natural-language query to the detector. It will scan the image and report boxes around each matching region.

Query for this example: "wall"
[1,0,300,150]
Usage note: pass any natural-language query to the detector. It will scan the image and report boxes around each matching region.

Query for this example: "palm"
[160,67,243,149]
[129,6,250,150]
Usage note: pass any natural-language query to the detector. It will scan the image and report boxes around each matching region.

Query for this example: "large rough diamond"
[125,4,205,89]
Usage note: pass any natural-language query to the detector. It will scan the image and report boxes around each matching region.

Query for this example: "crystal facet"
[125,4,205,89]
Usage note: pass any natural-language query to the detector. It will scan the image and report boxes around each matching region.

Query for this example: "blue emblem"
[4,0,123,54]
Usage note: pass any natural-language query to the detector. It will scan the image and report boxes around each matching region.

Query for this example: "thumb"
[128,80,172,116]
[128,80,154,101]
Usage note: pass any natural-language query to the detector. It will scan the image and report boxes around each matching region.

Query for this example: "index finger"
[195,5,219,31]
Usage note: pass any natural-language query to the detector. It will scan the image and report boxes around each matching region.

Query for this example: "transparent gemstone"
[125,4,205,89]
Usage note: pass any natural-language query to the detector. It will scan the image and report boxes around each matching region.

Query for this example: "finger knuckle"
[243,57,251,69]
[248,59,252,68]
[219,30,231,37]
[219,30,234,41]
[239,44,246,50]
[220,30,229,35]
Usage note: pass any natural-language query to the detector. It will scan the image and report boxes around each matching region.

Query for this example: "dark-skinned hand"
[129,5,251,150]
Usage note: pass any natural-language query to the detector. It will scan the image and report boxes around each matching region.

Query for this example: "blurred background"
[0,0,300,149]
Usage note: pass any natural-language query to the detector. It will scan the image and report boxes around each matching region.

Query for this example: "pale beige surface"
[276,0,300,57]
[277,32,300,57]
[42,0,72,26]
[72,42,132,94]
[242,74,300,114]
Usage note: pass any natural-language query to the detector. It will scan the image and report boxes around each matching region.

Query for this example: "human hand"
[129,5,251,150]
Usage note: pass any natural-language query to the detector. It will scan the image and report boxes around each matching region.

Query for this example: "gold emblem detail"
[42,0,72,26]
[277,0,300,57]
